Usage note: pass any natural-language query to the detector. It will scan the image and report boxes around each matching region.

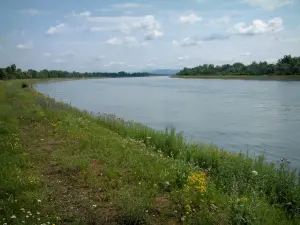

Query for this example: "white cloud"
[145,30,164,40]
[244,0,292,10]
[73,11,91,17]
[111,3,141,8]
[120,15,164,40]
[46,23,65,35]
[179,13,202,24]
[16,41,33,49]
[240,52,252,56]
[124,36,148,47]
[87,16,139,23]
[89,26,116,32]
[178,56,190,60]
[173,37,202,47]
[231,17,284,35]
[19,9,42,15]
[43,52,52,57]
[104,62,126,67]
[105,37,123,45]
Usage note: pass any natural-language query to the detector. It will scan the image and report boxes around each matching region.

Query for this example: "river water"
[35,77,300,169]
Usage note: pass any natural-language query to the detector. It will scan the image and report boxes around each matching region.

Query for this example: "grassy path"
[1,80,300,225]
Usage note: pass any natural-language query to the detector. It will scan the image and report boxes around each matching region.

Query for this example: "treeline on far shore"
[176,55,300,76]
[0,65,151,80]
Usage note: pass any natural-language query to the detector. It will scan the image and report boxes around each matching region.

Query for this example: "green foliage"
[96,114,300,219]
[0,66,152,80]
[177,55,300,76]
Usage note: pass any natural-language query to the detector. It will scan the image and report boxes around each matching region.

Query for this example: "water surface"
[36,77,300,169]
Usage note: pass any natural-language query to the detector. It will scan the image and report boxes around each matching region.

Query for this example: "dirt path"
[20,122,119,225]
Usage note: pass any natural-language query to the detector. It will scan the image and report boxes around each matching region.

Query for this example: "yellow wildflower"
[138,182,142,185]
[186,171,207,193]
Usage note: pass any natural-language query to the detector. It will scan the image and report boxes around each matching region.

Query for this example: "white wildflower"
[165,181,170,186]
[37,211,40,215]
[20,208,25,211]
[252,170,258,176]
[92,204,97,208]
[11,215,16,219]
[37,199,42,203]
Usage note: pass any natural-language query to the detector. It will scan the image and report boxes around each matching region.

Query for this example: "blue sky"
[0,0,299,72]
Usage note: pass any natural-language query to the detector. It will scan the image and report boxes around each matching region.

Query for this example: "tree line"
[176,55,300,76]
[0,65,151,80]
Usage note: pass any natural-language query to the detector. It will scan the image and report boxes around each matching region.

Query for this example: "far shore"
[173,75,300,81]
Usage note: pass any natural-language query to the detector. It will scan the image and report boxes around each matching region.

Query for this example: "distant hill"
[151,69,180,76]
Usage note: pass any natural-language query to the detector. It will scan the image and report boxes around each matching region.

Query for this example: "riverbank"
[174,75,300,80]
[1,80,299,225]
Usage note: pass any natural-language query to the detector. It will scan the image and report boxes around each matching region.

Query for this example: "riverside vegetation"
[176,55,300,78]
[1,79,300,225]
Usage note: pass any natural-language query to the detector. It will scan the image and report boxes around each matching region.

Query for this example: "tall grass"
[96,114,300,219]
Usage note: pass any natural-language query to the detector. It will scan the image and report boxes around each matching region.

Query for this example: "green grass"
[174,75,300,80]
[0,80,300,225]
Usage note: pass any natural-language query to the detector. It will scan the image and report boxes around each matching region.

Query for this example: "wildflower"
[181,216,186,221]
[38,218,40,221]
[56,216,61,221]
[37,199,42,203]
[37,211,40,215]
[92,205,97,208]
[50,123,57,127]
[3,223,7,225]
[252,170,258,176]
[145,210,149,213]
[138,182,142,185]
[11,215,16,219]
[21,208,25,211]
[165,181,170,186]
[185,204,191,212]
[187,171,207,193]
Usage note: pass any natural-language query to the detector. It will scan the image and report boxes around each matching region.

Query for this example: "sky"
[0,0,300,72]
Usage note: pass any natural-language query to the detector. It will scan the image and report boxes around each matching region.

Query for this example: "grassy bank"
[1,80,300,225]
[174,75,300,81]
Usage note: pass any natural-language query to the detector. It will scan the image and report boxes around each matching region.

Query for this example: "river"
[35,77,300,169]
